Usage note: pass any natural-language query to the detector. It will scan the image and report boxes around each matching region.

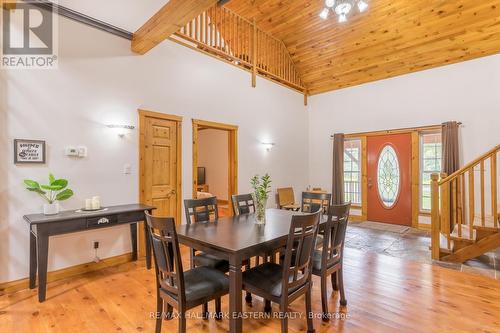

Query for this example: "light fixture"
[357,0,368,12]
[319,8,329,20]
[325,0,335,8]
[319,0,368,23]
[107,124,135,137]
[261,142,275,152]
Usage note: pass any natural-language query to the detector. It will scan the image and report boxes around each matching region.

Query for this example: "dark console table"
[24,203,155,302]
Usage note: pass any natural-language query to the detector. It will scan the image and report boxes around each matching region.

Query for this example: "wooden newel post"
[431,173,441,260]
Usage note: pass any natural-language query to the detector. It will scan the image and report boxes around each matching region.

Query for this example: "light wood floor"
[1,247,499,333]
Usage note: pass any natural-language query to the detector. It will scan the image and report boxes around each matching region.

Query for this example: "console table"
[24,203,155,302]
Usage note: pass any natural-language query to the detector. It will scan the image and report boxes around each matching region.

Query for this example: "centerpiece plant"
[250,174,271,224]
[24,173,74,215]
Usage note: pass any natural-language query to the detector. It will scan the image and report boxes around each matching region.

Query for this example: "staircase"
[431,145,500,262]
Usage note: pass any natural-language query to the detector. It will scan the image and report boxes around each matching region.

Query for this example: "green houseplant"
[24,173,74,215]
[250,174,272,224]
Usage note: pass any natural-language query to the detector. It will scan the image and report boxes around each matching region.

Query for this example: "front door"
[367,133,412,226]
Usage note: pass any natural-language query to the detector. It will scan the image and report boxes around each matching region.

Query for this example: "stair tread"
[439,233,454,253]
[450,225,476,242]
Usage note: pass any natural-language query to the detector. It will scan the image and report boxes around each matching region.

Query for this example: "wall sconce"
[261,142,275,152]
[107,124,135,137]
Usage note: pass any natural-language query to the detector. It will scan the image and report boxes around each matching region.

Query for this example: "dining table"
[176,208,324,333]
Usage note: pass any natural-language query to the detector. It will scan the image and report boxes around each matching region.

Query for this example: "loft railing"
[430,145,499,259]
[171,4,306,94]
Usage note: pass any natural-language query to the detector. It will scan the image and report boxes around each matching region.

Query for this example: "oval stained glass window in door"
[377,145,400,208]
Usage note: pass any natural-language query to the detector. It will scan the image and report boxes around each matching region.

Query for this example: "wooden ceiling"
[225,0,500,95]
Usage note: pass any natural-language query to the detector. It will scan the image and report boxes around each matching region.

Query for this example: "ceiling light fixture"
[319,0,368,22]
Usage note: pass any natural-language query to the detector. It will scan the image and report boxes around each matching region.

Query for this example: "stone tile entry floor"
[346,221,499,280]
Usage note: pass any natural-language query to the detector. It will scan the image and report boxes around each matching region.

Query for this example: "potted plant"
[250,174,271,224]
[24,173,74,215]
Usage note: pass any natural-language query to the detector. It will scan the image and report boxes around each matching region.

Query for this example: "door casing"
[192,119,238,215]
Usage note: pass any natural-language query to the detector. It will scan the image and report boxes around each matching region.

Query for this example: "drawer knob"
[97,217,109,224]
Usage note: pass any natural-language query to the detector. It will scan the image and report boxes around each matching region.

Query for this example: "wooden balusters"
[492,153,498,228]
[174,4,306,93]
[468,169,474,240]
[452,178,460,237]
[431,173,441,260]
[480,160,485,226]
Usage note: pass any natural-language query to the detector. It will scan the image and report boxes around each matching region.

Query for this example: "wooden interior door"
[367,133,412,226]
[139,110,181,256]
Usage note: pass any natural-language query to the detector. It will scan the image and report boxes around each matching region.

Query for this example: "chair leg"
[280,304,288,333]
[245,261,253,304]
[331,271,338,291]
[155,294,163,333]
[165,304,173,321]
[215,298,222,320]
[202,303,209,320]
[264,299,272,313]
[305,287,315,333]
[338,266,347,306]
[178,314,186,333]
[320,274,329,322]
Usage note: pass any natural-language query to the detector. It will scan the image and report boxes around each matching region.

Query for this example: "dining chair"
[184,197,228,317]
[277,187,300,211]
[242,211,321,333]
[231,193,256,215]
[144,212,229,333]
[301,191,332,214]
[312,203,351,321]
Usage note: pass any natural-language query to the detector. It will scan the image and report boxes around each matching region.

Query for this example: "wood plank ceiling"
[225,0,500,95]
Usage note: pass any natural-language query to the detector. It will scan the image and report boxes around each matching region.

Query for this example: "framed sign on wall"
[14,139,46,164]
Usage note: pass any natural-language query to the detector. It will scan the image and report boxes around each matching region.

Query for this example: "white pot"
[43,202,60,215]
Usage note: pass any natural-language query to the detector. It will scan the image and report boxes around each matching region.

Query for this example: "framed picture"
[14,139,46,164]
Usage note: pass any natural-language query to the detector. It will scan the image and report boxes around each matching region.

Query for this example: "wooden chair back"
[320,203,351,271]
[184,197,218,224]
[145,212,185,303]
[281,211,321,296]
[231,193,255,215]
[301,191,332,214]
[277,187,296,207]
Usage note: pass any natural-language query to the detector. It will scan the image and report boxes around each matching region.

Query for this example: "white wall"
[198,129,229,200]
[308,54,500,193]
[0,16,308,283]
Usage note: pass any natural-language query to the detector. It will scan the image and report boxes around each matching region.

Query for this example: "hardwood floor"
[1,247,499,333]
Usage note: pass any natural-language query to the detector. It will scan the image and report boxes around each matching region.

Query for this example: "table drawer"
[87,215,117,228]
[117,211,145,224]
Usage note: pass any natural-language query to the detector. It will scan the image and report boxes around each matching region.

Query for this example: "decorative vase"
[255,198,267,224]
[43,202,59,215]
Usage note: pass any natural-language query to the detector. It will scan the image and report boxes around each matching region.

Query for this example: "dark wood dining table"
[176,208,320,333]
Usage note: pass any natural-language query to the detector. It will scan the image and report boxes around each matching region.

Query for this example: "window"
[377,145,400,207]
[344,139,362,204]
[420,132,442,211]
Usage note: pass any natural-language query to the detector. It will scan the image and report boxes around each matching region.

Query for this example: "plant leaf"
[49,173,56,185]
[27,187,46,195]
[41,184,64,191]
[24,179,40,189]
[51,179,68,189]
[56,189,74,201]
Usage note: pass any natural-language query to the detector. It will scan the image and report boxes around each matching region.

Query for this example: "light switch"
[123,164,131,175]
[77,146,88,157]
[65,146,79,156]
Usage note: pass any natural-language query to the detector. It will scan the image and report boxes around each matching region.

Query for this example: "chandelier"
[319,0,368,22]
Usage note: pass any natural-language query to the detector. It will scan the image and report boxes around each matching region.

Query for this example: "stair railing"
[171,4,306,93]
[431,144,499,260]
